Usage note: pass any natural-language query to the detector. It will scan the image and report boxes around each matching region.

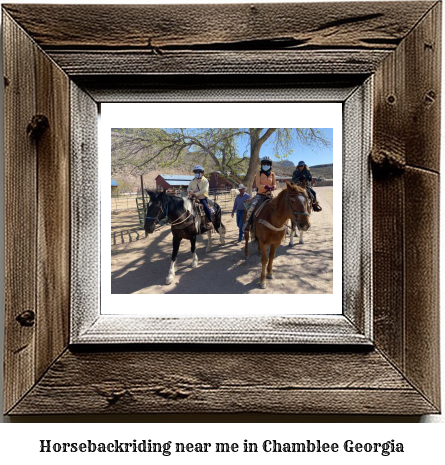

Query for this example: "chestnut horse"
[244,181,310,289]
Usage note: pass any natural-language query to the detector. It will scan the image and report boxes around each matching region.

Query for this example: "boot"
[312,200,322,212]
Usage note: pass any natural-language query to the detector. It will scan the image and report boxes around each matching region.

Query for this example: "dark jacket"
[292,168,312,185]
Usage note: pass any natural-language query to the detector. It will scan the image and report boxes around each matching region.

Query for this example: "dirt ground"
[111,186,334,294]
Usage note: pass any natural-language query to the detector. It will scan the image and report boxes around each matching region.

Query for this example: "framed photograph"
[3,2,440,415]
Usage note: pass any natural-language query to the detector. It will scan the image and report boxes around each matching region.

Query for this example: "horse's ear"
[285,181,292,189]
[145,190,157,202]
[300,179,307,189]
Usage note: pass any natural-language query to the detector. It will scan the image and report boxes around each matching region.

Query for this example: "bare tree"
[111,128,330,193]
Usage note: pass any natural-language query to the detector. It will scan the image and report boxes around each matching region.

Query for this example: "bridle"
[146,200,194,229]
[285,192,310,222]
[145,201,169,227]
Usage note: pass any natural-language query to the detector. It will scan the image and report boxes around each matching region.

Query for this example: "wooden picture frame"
[3,2,440,415]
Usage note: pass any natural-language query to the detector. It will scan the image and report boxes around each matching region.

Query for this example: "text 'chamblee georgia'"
[39,439,404,456]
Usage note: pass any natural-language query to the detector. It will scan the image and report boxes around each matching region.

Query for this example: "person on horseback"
[292,160,322,212]
[243,156,277,232]
[187,165,213,226]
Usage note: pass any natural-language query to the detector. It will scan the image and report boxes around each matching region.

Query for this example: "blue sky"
[167,128,334,167]
[260,128,334,166]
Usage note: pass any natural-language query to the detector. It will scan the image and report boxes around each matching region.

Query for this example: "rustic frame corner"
[3,2,441,416]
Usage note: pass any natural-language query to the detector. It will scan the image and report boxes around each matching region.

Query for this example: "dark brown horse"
[144,191,226,285]
[244,181,310,289]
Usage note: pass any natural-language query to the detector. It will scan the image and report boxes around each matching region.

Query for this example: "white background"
[0,1,444,461]
[102,103,342,315]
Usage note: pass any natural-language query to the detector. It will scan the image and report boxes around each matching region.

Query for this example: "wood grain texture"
[404,2,441,172]
[404,168,440,408]
[34,40,71,382]
[372,3,441,410]
[3,2,441,416]
[2,2,435,50]
[8,349,437,415]
[46,50,391,76]
[3,12,37,414]
[70,83,99,340]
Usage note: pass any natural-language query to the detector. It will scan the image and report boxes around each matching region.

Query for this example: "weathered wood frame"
[3,2,441,415]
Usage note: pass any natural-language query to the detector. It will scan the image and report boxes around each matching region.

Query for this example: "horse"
[230,188,240,198]
[144,191,226,285]
[288,180,313,246]
[244,181,310,289]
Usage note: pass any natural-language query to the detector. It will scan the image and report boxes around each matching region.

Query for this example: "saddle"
[192,198,215,231]
[244,194,272,237]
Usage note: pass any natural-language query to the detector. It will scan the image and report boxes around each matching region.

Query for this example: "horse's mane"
[274,183,307,202]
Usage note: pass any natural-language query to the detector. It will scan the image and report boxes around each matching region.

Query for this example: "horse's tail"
[213,202,225,233]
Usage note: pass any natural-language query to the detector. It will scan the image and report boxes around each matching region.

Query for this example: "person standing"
[231,184,250,242]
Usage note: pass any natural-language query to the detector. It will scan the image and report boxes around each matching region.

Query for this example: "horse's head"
[285,181,310,231]
[144,190,168,235]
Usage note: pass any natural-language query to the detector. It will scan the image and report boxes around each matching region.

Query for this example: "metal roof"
[111,179,119,186]
[158,174,195,181]
[163,181,191,186]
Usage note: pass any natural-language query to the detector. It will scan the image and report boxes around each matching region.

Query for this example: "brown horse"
[244,181,310,289]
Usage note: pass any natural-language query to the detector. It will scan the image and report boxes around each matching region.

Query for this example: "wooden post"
[140,175,146,217]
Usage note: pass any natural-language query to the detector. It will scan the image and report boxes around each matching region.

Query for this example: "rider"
[292,160,322,212]
[187,165,213,225]
[243,156,277,231]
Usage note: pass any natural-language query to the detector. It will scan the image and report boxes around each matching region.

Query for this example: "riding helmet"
[298,160,305,167]
[261,156,273,165]
[193,165,204,173]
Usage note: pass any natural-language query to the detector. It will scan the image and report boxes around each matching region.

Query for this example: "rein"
[256,191,309,232]
[146,199,194,229]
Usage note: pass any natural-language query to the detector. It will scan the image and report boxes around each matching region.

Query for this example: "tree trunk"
[245,130,261,195]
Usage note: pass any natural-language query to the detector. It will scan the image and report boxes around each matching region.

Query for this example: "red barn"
[155,174,195,190]
[209,172,234,190]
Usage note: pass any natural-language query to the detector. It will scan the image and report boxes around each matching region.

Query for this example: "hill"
[309,163,333,179]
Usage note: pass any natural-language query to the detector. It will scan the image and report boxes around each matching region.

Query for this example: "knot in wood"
[386,95,396,105]
[16,310,35,327]
[27,115,49,140]
[370,149,405,177]
[424,90,436,105]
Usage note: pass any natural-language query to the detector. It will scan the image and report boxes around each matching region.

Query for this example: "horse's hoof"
[259,282,267,289]
[267,274,275,280]
[191,262,198,269]
[220,240,225,245]
[299,240,304,245]
[165,276,174,285]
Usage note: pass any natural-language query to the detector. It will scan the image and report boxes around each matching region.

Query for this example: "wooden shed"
[111,179,119,195]
[208,171,234,190]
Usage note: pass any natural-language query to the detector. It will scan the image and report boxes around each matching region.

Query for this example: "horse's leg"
[166,236,181,285]
[267,243,278,280]
[218,223,226,244]
[259,240,269,289]
[299,230,304,244]
[289,220,299,246]
[205,230,212,253]
[190,235,198,268]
